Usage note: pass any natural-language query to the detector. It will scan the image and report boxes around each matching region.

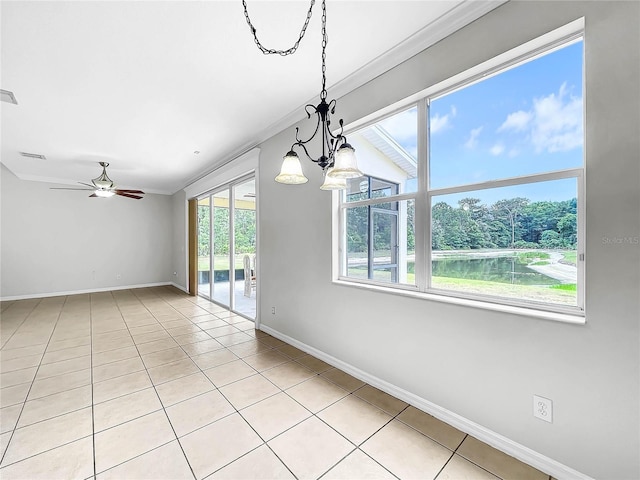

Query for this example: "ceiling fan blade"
[50,187,94,191]
[115,189,145,194]
[79,182,95,188]
[116,191,143,200]
[89,194,98,198]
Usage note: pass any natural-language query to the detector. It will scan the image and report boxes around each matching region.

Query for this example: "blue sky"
[374,40,583,207]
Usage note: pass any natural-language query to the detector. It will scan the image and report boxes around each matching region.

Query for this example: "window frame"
[335,26,586,321]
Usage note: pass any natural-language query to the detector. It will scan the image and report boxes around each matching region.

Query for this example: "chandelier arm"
[323,127,334,159]
[242,0,316,56]
[304,104,317,119]
[327,98,336,115]
[294,142,318,164]
[324,120,345,142]
[295,111,323,148]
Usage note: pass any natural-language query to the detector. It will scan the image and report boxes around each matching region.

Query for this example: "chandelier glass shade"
[243,0,363,189]
[320,167,347,190]
[328,143,360,179]
[275,151,309,185]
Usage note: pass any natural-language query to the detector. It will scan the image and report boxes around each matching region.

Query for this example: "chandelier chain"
[320,0,327,99]
[242,0,316,56]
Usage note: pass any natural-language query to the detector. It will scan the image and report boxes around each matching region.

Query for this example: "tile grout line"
[0,299,41,351]
[124,288,446,479]
[431,444,459,479]
[309,391,403,480]
[145,289,268,479]
[177,296,302,480]
[2,385,91,431]
[3,288,548,480]
[113,288,201,479]
[90,292,99,478]
[0,296,68,468]
[12,290,388,478]
[8,299,415,480]
[136,288,290,480]
[442,432,509,480]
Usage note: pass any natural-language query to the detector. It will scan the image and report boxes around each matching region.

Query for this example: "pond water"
[431,256,557,285]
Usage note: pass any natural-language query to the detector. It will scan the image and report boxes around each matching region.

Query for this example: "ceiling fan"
[51,162,145,199]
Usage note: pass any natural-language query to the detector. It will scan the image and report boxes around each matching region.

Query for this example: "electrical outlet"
[271,307,276,315]
[116,273,121,280]
[533,395,553,423]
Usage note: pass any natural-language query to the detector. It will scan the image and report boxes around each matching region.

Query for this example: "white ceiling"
[1,1,501,195]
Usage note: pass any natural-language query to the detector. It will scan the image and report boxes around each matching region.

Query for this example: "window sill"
[333,278,586,325]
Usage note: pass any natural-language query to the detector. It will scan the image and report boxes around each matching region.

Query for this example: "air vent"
[0,90,18,105]
[19,152,47,160]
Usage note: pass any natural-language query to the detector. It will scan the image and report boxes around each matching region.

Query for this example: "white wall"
[0,164,173,298]
[257,2,639,479]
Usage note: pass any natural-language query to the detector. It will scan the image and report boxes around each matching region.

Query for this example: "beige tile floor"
[0,287,551,480]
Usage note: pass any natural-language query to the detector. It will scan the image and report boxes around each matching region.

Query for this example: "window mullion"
[577,170,586,311]
[415,98,429,292]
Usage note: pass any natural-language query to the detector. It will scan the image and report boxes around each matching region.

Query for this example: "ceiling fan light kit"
[50,162,145,200]
[91,162,116,189]
[243,0,363,189]
[94,190,116,198]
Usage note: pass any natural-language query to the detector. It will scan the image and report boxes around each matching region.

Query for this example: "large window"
[338,35,584,315]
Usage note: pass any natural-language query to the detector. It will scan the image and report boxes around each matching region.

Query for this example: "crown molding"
[184,0,507,189]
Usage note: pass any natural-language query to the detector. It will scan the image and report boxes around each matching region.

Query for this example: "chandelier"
[243,0,363,190]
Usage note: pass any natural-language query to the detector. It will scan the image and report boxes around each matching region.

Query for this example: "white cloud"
[430,105,456,134]
[531,82,583,153]
[490,143,505,156]
[494,83,583,154]
[464,126,483,149]
[378,107,417,143]
[498,110,533,132]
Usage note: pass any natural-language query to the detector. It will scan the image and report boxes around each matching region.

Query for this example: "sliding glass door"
[212,189,230,307]
[197,197,210,297]
[197,175,256,320]
[233,178,256,319]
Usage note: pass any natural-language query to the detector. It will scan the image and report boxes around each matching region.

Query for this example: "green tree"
[540,230,563,248]
[557,213,577,247]
[213,207,229,255]
[234,209,256,253]
[487,220,512,248]
[407,201,415,252]
[492,198,529,248]
[197,205,210,257]
[347,206,368,253]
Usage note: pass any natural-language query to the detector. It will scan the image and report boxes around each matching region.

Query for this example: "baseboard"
[0,282,174,302]
[170,282,189,294]
[259,324,593,480]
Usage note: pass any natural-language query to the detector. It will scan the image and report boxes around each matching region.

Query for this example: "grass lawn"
[561,251,577,266]
[198,255,252,271]
[432,276,576,305]
[348,267,576,306]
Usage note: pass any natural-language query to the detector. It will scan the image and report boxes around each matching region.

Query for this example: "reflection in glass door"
[212,190,230,308]
[197,198,211,297]
[233,179,257,319]
[372,206,398,283]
